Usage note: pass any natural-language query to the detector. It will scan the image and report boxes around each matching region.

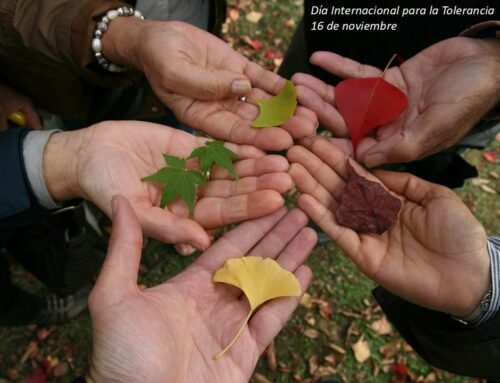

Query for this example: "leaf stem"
[214,310,253,360]
[382,54,398,76]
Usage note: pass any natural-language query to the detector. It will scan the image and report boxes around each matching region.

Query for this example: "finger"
[299,136,354,157]
[200,173,293,198]
[19,105,42,129]
[249,265,312,354]
[287,145,345,198]
[288,163,337,208]
[166,94,294,150]
[248,209,309,259]
[195,207,288,272]
[194,190,285,230]
[292,73,336,104]
[174,62,252,100]
[211,155,290,180]
[298,194,360,256]
[245,61,287,95]
[294,84,347,137]
[275,227,317,272]
[92,195,143,303]
[310,51,383,79]
[196,137,265,160]
[373,170,441,204]
[139,205,211,251]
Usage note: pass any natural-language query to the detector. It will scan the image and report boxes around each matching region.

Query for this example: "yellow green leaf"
[213,256,301,359]
[251,81,298,128]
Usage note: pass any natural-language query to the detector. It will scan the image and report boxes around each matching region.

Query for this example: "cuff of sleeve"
[470,237,500,326]
[459,20,500,39]
[22,130,63,210]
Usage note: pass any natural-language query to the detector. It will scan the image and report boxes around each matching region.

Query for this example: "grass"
[0,1,498,382]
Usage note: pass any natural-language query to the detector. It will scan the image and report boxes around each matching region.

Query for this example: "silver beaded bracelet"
[92,6,144,73]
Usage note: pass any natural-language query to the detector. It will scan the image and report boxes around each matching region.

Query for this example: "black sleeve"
[373,286,500,380]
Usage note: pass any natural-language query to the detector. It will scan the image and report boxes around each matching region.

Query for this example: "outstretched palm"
[64,121,293,250]
[293,36,500,165]
[87,197,315,383]
[288,139,490,317]
[136,21,318,151]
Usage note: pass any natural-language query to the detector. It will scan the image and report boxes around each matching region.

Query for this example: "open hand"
[87,196,315,383]
[288,138,490,317]
[105,20,318,150]
[293,37,500,166]
[44,121,295,250]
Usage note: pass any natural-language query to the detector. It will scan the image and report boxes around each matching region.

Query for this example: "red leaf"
[483,151,497,164]
[25,367,47,383]
[335,163,402,234]
[336,77,408,151]
[393,363,409,376]
[265,49,277,60]
[251,39,263,50]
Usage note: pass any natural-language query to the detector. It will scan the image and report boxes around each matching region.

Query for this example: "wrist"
[102,16,147,70]
[43,130,85,202]
[455,242,492,318]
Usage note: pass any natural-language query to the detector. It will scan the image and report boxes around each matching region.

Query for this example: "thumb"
[174,63,252,100]
[361,130,419,168]
[93,195,143,303]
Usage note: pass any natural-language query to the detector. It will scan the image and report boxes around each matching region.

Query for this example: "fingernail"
[308,121,320,137]
[231,79,251,95]
[365,153,387,168]
[111,196,120,218]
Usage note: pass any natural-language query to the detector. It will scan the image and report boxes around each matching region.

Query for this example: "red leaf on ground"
[335,77,408,151]
[25,367,47,383]
[265,49,277,60]
[393,363,409,376]
[251,39,263,50]
[335,163,402,234]
[483,151,497,163]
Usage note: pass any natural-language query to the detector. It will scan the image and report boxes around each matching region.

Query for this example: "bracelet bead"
[92,6,144,73]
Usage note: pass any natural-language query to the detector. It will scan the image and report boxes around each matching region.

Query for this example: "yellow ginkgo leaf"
[251,80,298,128]
[213,256,301,360]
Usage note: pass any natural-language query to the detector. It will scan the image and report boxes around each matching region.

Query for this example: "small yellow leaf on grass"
[251,81,298,128]
[352,335,371,363]
[246,11,263,24]
[213,256,301,360]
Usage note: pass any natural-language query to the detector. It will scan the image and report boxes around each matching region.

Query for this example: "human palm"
[287,139,490,317]
[62,121,293,250]
[87,196,315,383]
[293,36,500,165]
[137,21,318,150]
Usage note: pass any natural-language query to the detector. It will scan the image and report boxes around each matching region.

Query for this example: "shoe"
[33,284,91,325]
[6,203,106,296]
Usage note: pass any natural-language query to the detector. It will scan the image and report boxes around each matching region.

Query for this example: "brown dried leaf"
[308,355,319,374]
[304,329,319,339]
[335,163,402,234]
[246,11,263,24]
[380,340,401,358]
[480,184,497,194]
[267,340,277,372]
[351,335,371,363]
[371,316,392,336]
[329,343,347,355]
[253,373,273,383]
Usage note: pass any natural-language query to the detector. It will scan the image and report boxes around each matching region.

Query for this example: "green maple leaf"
[189,141,239,180]
[142,154,206,213]
[251,80,298,128]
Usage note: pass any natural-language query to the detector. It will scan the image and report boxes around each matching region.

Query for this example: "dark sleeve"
[0,128,43,220]
[373,286,500,380]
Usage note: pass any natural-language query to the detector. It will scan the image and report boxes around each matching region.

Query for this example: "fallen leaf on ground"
[371,316,392,335]
[483,151,497,163]
[251,81,298,128]
[300,292,313,308]
[246,11,263,24]
[335,163,402,234]
[253,373,273,383]
[304,328,319,339]
[471,178,490,186]
[267,340,277,372]
[480,185,497,194]
[213,256,301,359]
[330,343,347,354]
[352,335,371,363]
